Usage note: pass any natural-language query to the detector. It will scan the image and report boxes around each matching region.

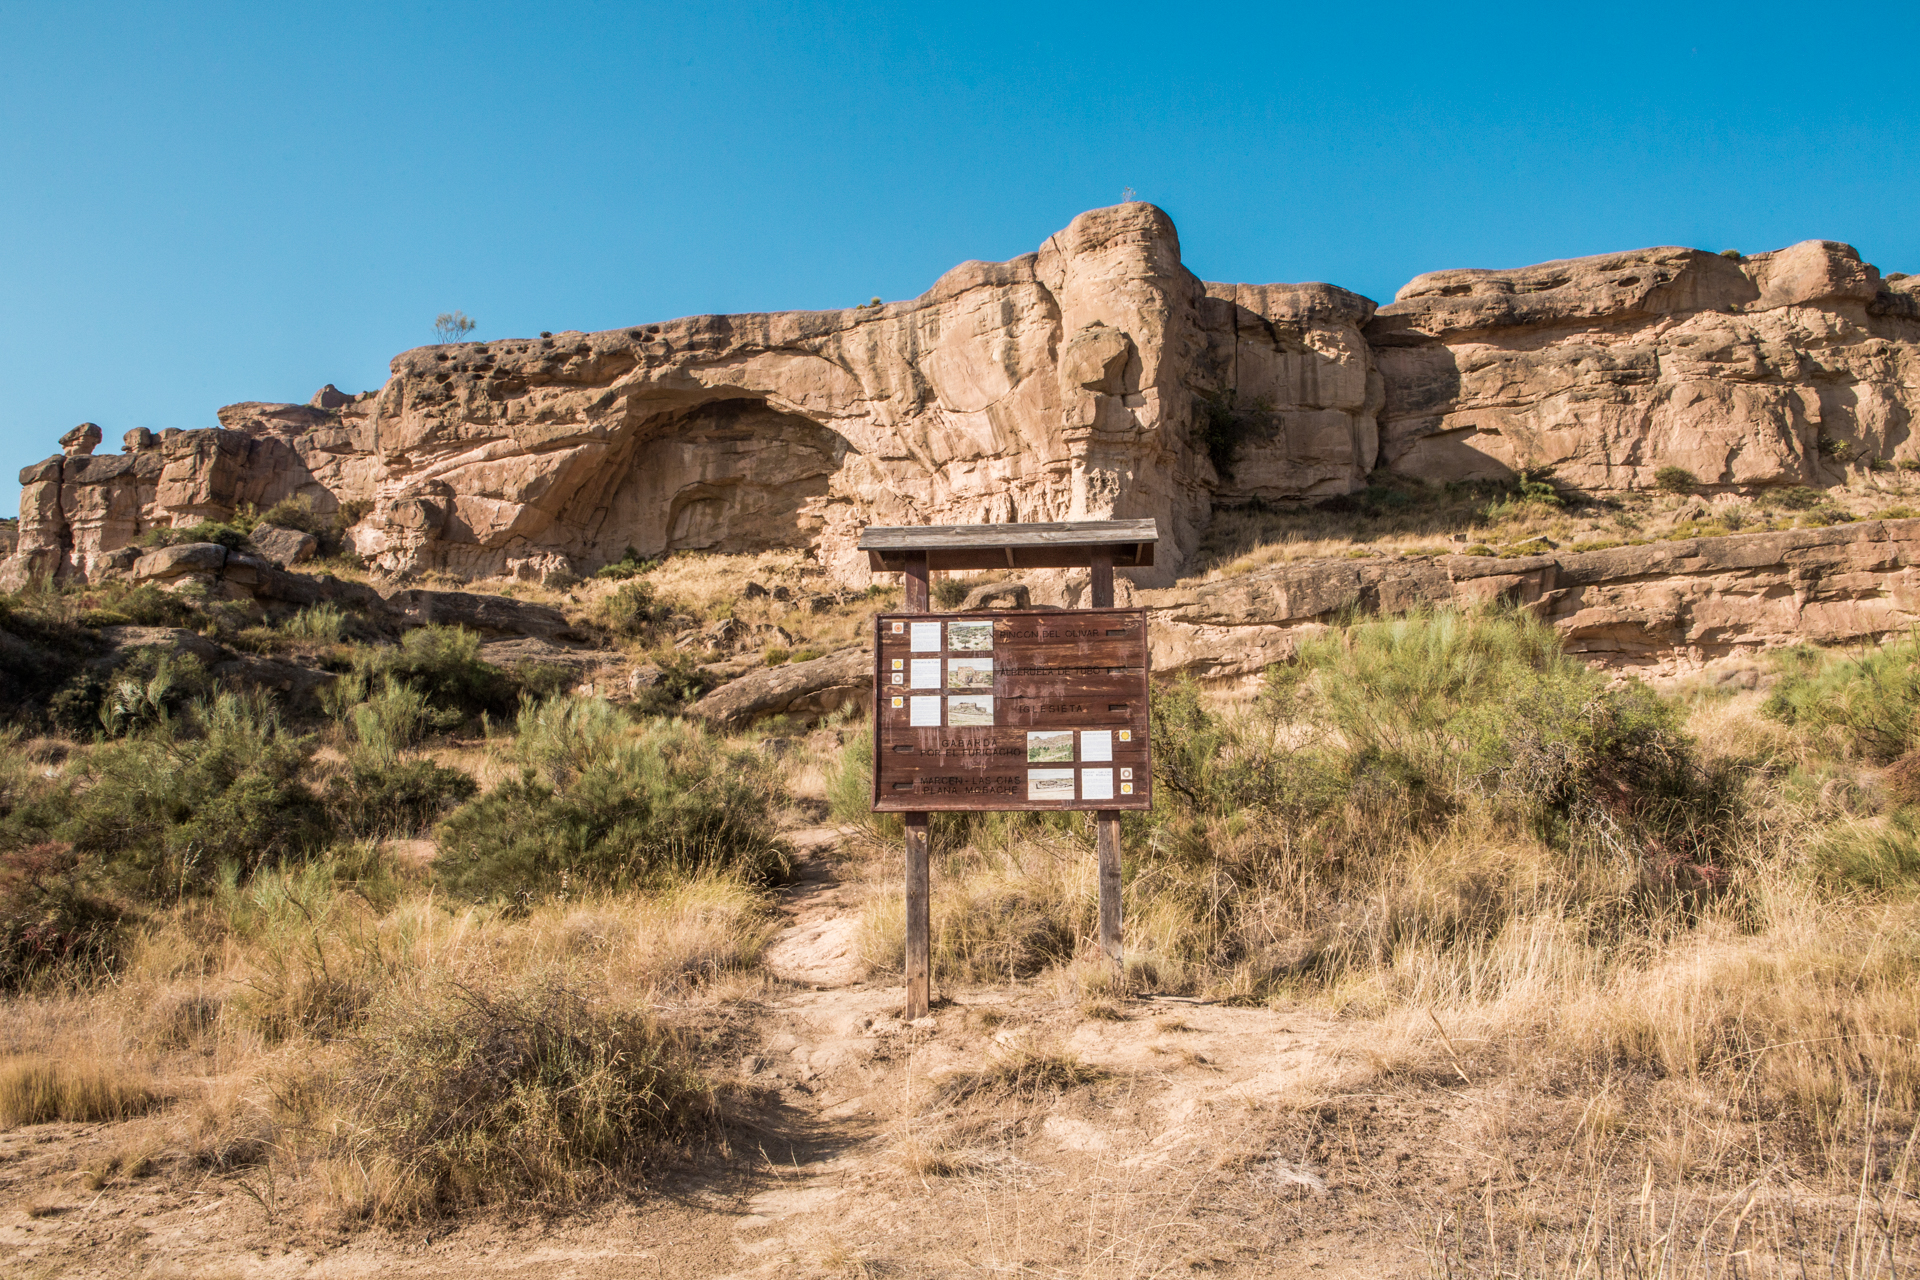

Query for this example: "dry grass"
[1182,472,1920,583]
[0,1055,162,1126]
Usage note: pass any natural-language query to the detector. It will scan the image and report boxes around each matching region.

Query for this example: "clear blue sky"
[5,1,1917,512]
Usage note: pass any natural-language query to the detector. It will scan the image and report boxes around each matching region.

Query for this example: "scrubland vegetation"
[3,547,1920,1271]
[1193,467,1920,578]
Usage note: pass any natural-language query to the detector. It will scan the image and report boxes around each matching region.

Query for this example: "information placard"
[871,608,1151,811]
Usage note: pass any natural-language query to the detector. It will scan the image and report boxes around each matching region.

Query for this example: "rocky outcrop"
[1145,518,1920,682]
[4,205,1380,590]
[9,208,1919,594]
[1368,243,1920,489]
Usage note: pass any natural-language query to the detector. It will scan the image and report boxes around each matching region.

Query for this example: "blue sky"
[4,1,1917,510]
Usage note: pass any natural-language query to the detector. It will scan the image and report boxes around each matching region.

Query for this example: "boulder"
[381,587,581,641]
[689,646,870,728]
[250,523,319,567]
[959,581,1032,610]
[132,542,228,580]
[60,423,102,457]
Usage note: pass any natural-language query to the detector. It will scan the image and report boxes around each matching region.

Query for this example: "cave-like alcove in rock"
[591,398,854,566]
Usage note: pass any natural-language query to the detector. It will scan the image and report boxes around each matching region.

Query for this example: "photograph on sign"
[1082,768,1115,801]
[910,621,942,652]
[947,621,993,651]
[947,657,993,688]
[909,695,942,726]
[909,658,941,688]
[1027,769,1075,800]
[1081,729,1113,762]
[948,695,994,726]
[1026,730,1074,762]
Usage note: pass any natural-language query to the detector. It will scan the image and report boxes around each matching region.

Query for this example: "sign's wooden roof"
[857,519,1159,571]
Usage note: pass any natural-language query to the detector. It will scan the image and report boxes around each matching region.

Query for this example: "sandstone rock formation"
[8,206,1918,594]
[1369,243,1920,489]
[1145,518,1920,683]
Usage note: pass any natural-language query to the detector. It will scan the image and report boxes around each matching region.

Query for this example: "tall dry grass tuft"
[0,1055,161,1126]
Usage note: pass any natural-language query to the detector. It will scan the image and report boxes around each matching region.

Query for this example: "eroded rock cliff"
[8,206,1918,592]
[1369,243,1920,489]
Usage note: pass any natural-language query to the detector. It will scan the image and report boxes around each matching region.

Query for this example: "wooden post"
[902,550,931,1020]
[1088,548,1123,973]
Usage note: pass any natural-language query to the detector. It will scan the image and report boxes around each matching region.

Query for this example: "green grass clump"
[1762,636,1920,762]
[435,699,790,901]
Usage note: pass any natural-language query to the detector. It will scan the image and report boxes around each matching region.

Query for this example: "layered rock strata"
[1369,244,1920,489]
[1146,519,1920,683]
[8,208,1919,592]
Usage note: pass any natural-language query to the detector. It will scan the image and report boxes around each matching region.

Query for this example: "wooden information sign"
[855,517,1159,1018]
[870,608,1151,811]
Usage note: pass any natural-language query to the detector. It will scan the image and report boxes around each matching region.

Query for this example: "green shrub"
[1762,637,1920,762]
[597,581,671,638]
[49,647,212,738]
[1808,809,1920,892]
[141,517,255,551]
[1761,486,1824,511]
[0,841,124,989]
[342,627,517,722]
[1164,608,1735,864]
[326,760,477,839]
[1654,466,1698,494]
[258,496,332,536]
[2,690,326,899]
[282,603,347,643]
[435,707,789,902]
[594,547,661,581]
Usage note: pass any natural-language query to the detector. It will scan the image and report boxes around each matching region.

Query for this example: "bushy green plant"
[1760,485,1824,511]
[1654,466,1698,494]
[0,841,123,989]
[2,690,325,899]
[257,495,332,536]
[282,603,347,643]
[75,583,195,629]
[341,627,517,722]
[596,581,671,638]
[1762,636,1920,762]
[49,646,212,738]
[326,760,477,839]
[594,547,661,580]
[435,707,790,901]
[141,515,256,551]
[1808,809,1920,892]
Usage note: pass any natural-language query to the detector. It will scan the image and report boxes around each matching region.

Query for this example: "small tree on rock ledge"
[433,311,476,344]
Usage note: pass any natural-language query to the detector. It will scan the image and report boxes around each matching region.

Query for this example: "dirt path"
[0,829,1411,1279]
